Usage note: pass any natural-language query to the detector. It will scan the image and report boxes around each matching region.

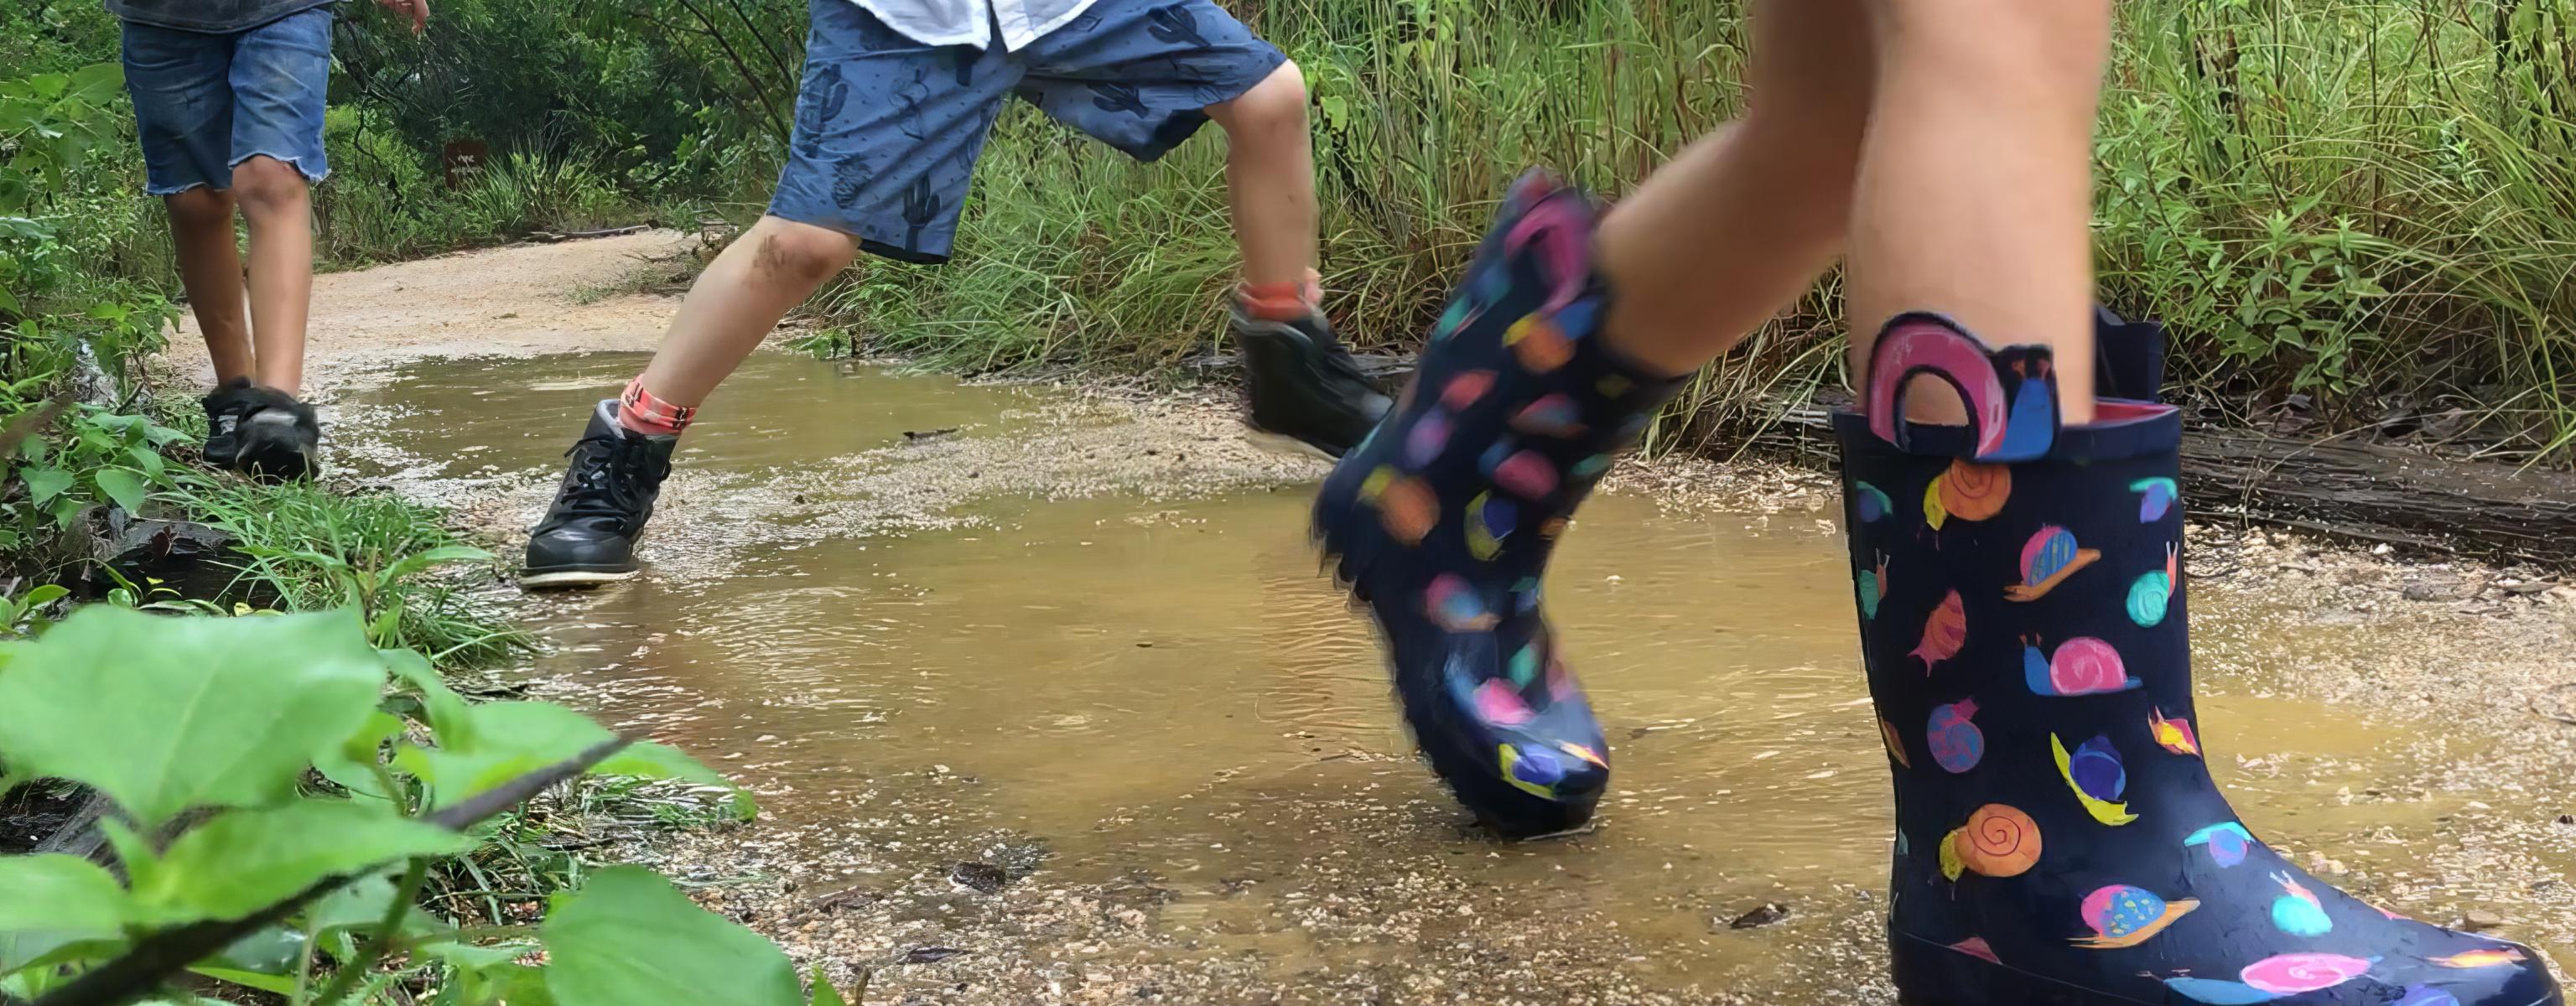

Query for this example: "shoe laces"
[554,432,665,525]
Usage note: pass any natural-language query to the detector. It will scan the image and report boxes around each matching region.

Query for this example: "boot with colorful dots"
[1841,314,2558,1006]
[1311,170,1685,837]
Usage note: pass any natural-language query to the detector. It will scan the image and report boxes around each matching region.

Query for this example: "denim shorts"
[767,0,1288,263]
[121,7,333,196]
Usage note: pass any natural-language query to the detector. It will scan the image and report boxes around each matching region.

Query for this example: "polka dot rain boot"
[1311,170,1685,838]
[1839,314,2559,1006]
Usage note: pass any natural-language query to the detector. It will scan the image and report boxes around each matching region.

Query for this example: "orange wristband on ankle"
[1237,270,1325,323]
[617,377,698,436]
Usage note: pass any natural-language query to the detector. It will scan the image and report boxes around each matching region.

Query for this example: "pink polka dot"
[1493,451,1558,498]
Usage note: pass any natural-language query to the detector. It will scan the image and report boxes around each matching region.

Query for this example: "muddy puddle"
[332,350,2575,1001]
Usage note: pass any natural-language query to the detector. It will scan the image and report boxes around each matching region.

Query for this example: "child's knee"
[164,187,235,227]
[1213,60,1307,133]
[748,220,856,288]
[230,156,309,215]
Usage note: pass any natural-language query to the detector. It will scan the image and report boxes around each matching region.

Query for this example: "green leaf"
[313,710,404,799]
[127,445,164,480]
[378,545,493,585]
[543,867,802,1006]
[18,584,66,610]
[808,965,848,1006]
[0,607,387,826]
[417,938,537,970]
[132,800,471,923]
[93,467,147,514]
[0,931,124,979]
[380,648,472,748]
[400,702,731,808]
[189,966,299,995]
[0,855,133,936]
[210,925,306,974]
[65,63,122,106]
[20,467,70,506]
[483,963,558,1006]
[304,874,411,936]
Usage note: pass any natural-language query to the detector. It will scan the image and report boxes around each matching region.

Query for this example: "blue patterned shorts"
[767,0,1287,263]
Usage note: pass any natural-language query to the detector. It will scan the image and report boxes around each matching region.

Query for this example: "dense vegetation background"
[9,0,2576,461]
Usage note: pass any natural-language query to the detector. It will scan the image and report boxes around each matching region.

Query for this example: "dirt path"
[165,235,2576,1003]
[162,231,693,394]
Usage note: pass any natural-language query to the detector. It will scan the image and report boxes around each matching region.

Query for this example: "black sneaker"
[1231,307,1392,459]
[200,379,252,469]
[204,381,319,482]
[522,399,678,589]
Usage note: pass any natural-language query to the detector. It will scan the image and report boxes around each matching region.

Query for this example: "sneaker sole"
[519,568,641,590]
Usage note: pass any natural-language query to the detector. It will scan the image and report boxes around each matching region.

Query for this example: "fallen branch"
[527,225,651,243]
[1735,397,2576,568]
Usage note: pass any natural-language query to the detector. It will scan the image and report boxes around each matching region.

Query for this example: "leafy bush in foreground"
[0,607,849,1006]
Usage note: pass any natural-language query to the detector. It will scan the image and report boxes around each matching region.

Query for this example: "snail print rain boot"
[1311,170,1684,838]
[1839,314,2560,1005]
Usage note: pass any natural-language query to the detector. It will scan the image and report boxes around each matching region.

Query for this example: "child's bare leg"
[1846,0,2111,424]
[1205,61,1317,296]
[164,188,252,384]
[1205,59,1387,459]
[231,154,313,395]
[632,215,858,409]
[1594,0,1874,376]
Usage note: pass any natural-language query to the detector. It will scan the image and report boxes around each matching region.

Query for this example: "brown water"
[334,351,2538,996]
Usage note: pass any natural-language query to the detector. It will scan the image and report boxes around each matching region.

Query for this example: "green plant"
[174,479,528,666]
[761,0,2576,461]
[0,583,70,637]
[1,61,179,410]
[0,405,188,555]
[0,605,835,1006]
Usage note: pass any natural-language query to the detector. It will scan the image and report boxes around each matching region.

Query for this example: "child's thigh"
[769,0,1023,262]
[1015,0,1288,163]
[225,8,333,180]
[121,20,236,194]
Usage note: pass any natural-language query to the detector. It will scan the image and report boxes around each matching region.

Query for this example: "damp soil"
[168,232,2576,1003]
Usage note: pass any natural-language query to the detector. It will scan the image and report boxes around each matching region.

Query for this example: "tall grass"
[315,108,650,267]
[802,0,2576,461]
[174,475,530,667]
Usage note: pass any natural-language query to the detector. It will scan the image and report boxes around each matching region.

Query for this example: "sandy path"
[160,231,693,396]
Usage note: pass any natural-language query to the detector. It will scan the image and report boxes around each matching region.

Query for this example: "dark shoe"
[1841,316,2558,1006]
[2092,303,2167,404]
[206,381,319,482]
[522,399,678,589]
[200,378,254,469]
[1232,308,1390,459]
[1311,171,1684,838]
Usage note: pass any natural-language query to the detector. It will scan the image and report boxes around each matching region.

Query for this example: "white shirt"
[845,0,1104,51]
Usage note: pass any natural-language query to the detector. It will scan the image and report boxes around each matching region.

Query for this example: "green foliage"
[0,607,787,1006]
[131,800,474,922]
[542,867,804,1006]
[0,609,385,827]
[174,477,529,665]
[0,57,179,413]
[0,405,190,553]
[790,0,2576,460]
[0,855,129,936]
